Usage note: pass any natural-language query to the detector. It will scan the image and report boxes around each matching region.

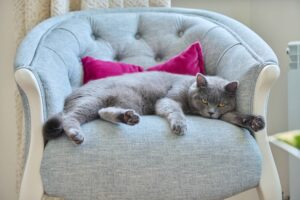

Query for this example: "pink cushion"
[82,42,205,84]
[82,57,144,84]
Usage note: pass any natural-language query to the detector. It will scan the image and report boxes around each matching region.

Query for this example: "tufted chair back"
[15,8,278,118]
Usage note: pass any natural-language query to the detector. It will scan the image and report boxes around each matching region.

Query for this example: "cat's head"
[188,73,238,119]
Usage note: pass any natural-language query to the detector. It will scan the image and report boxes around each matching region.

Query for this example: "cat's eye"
[218,103,225,107]
[201,98,208,104]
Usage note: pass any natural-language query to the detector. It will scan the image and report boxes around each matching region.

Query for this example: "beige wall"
[1,0,299,199]
[173,0,300,198]
[0,1,18,200]
[173,0,251,25]
[249,1,300,197]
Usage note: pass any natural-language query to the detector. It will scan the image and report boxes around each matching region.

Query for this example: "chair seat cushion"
[41,116,262,200]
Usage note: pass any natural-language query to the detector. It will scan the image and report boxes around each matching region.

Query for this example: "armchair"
[15,8,281,200]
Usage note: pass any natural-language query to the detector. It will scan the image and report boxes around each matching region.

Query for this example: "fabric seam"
[54,27,81,52]
[216,43,241,67]
[43,46,68,67]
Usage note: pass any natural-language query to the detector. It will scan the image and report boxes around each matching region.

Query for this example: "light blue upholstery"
[15,8,278,200]
[42,116,261,200]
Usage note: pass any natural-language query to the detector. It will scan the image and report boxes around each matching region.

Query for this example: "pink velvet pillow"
[147,42,205,75]
[82,57,144,84]
[82,42,205,84]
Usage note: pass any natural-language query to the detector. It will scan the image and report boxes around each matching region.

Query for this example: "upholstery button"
[155,55,163,62]
[177,30,184,37]
[92,33,100,40]
[114,55,121,61]
[135,33,141,40]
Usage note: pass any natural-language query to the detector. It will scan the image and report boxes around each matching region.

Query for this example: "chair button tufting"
[155,55,163,62]
[114,54,121,61]
[135,33,141,40]
[92,32,101,40]
[177,30,184,37]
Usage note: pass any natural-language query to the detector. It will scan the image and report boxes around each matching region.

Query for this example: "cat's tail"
[43,113,64,140]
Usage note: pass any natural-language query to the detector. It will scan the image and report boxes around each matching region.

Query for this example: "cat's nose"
[208,111,214,116]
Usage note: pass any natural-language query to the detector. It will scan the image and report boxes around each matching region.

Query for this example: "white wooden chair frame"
[15,64,282,200]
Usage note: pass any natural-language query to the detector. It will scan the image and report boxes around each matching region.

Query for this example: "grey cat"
[43,72,265,144]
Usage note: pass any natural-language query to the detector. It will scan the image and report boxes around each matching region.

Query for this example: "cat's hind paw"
[66,128,84,145]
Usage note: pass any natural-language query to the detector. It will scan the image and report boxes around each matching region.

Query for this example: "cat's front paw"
[243,115,265,132]
[120,110,140,126]
[171,120,187,136]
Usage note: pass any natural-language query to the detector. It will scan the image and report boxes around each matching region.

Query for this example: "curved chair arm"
[15,68,45,200]
[253,65,282,200]
[221,62,281,200]
[200,8,282,199]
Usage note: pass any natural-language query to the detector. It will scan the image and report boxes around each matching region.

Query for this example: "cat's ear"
[225,81,239,94]
[196,73,207,88]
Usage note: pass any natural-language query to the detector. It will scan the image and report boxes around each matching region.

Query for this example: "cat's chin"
[209,116,220,119]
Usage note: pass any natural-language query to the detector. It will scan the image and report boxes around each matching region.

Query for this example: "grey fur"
[43,72,265,144]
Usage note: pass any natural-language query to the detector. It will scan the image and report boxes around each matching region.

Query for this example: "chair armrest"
[216,41,282,199]
[15,68,44,200]
[219,58,282,200]
[252,65,282,200]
